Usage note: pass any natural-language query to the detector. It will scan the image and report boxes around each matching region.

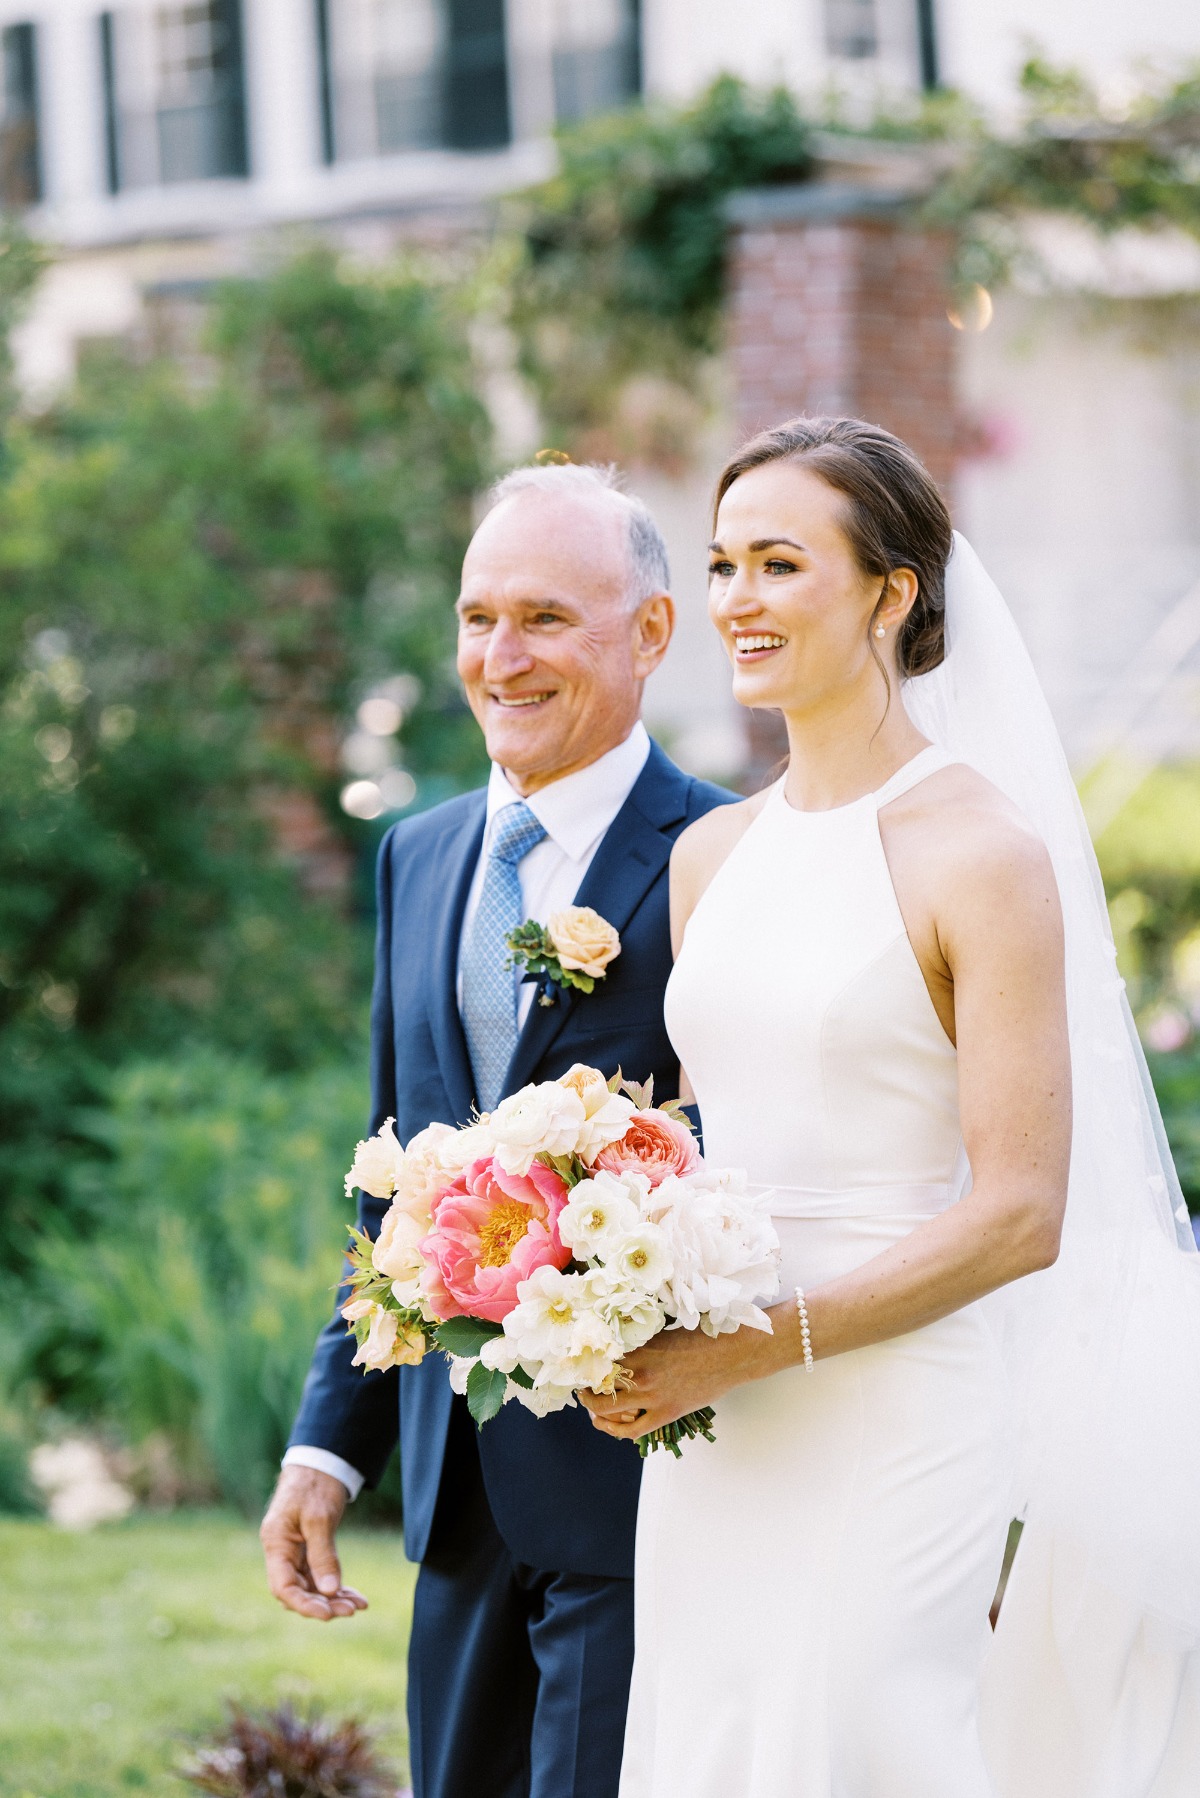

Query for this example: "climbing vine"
[504,63,1200,462]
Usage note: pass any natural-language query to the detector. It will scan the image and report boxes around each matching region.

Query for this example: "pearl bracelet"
[794,1286,814,1373]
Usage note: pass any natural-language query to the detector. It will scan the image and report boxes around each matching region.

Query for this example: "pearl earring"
[874,625,886,638]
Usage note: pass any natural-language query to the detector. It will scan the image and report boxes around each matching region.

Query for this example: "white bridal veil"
[905,536,1200,1781]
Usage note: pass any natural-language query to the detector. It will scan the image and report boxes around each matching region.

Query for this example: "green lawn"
[0,1513,416,1797]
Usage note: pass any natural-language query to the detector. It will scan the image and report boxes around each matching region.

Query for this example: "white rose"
[575,1092,639,1164]
[444,1117,495,1170]
[511,1380,577,1417]
[479,1333,523,1375]
[557,1171,644,1263]
[644,1172,779,1334]
[489,1082,587,1176]
[344,1118,404,1200]
[349,1303,426,1371]
[501,1264,592,1365]
[447,1354,473,1396]
[590,1268,666,1353]
[392,1122,461,1216]
[608,1223,674,1295]
[372,1203,426,1286]
[556,1066,638,1163]
[545,906,621,979]
[537,1308,622,1393]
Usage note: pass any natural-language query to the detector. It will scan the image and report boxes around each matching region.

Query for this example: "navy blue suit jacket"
[289,741,736,1579]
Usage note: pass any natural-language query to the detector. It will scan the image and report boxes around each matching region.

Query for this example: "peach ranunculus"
[593,1109,700,1188]
[419,1155,571,1324]
[545,907,621,980]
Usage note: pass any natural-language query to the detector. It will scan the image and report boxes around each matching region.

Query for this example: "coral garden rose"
[545,907,621,979]
[420,1155,571,1324]
[594,1109,700,1187]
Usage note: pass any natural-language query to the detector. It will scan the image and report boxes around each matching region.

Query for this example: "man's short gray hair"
[485,462,670,609]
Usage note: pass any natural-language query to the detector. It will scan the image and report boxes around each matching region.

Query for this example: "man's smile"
[488,690,557,709]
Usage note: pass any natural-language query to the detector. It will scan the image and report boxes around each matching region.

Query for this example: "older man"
[261,464,735,1798]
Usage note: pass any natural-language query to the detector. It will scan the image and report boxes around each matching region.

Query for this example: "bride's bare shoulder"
[671,790,770,910]
[885,761,1057,914]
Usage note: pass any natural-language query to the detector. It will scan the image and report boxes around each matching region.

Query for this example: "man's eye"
[461,613,491,628]
[532,612,564,625]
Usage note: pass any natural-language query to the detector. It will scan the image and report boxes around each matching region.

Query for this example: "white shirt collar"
[484,722,652,862]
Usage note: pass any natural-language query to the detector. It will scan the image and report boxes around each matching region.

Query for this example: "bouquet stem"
[636,1406,717,1458]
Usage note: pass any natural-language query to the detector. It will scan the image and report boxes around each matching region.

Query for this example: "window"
[100,0,248,191]
[550,0,640,125]
[317,0,510,163]
[0,23,41,206]
[824,0,877,59]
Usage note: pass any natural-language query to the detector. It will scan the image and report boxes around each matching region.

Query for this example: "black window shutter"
[98,12,120,193]
[0,22,42,205]
[443,0,509,151]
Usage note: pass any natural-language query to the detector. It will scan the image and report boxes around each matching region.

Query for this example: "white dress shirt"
[284,723,652,1499]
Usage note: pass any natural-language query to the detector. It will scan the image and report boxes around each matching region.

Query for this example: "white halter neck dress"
[619,746,1014,1798]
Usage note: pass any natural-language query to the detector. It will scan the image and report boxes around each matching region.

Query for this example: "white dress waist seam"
[747,1180,958,1220]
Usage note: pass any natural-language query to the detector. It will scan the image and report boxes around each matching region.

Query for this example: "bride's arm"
[586,804,1071,1438]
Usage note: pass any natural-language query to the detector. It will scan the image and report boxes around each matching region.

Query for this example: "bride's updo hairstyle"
[713,416,953,677]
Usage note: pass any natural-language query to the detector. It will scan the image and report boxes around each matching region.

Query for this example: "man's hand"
[260,1466,368,1621]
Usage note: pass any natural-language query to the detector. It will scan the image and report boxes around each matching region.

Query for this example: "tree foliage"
[0,245,491,1262]
[927,59,1200,287]
[505,64,1200,460]
[506,76,813,458]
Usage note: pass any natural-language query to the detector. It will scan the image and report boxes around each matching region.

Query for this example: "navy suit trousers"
[407,1398,635,1798]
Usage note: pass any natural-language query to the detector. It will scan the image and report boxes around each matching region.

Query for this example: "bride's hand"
[582,1326,768,1440]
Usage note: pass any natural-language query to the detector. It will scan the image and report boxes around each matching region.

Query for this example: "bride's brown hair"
[712,416,953,677]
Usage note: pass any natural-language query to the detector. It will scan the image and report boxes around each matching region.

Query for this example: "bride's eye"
[764,559,798,575]
[708,560,734,579]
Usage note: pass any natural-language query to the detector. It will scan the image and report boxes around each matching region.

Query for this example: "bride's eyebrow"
[749,537,807,553]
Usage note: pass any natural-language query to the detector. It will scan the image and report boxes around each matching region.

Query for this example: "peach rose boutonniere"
[506,905,622,1006]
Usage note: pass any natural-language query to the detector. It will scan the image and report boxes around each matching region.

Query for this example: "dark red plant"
[181,1703,401,1798]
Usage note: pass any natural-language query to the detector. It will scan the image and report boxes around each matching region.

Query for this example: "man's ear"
[632,593,675,678]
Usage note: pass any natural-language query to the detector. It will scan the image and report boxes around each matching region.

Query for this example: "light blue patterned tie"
[461,801,548,1112]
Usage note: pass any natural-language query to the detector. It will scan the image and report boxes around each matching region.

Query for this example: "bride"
[584,416,1200,1796]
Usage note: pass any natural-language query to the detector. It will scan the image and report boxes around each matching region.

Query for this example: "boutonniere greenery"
[506,905,622,1006]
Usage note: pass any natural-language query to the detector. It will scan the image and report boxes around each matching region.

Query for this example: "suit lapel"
[502,744,690,1094]
[426,795,487,1122]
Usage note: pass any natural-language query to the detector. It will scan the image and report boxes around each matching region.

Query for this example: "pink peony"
[419,1155,571,1324]
[593,1109,700,1188]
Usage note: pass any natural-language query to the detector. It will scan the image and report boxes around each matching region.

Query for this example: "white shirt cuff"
[282,1446,364,1501]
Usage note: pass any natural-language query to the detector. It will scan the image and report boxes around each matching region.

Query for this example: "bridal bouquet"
[339,1065,780,1456]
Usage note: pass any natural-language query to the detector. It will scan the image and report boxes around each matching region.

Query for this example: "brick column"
[724,184,959,780]
[725,184,958,490]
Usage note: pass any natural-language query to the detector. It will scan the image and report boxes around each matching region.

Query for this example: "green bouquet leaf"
[466,1361,509,1427]
[433,1316,505,1358]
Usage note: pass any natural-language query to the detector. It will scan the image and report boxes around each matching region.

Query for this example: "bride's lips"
[731,631,789,663]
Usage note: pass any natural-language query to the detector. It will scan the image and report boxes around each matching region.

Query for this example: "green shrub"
[0,242,490,1269]
[28,1052,371,1513]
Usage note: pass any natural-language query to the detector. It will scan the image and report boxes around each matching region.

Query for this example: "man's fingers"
[301,1509,344,1598]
